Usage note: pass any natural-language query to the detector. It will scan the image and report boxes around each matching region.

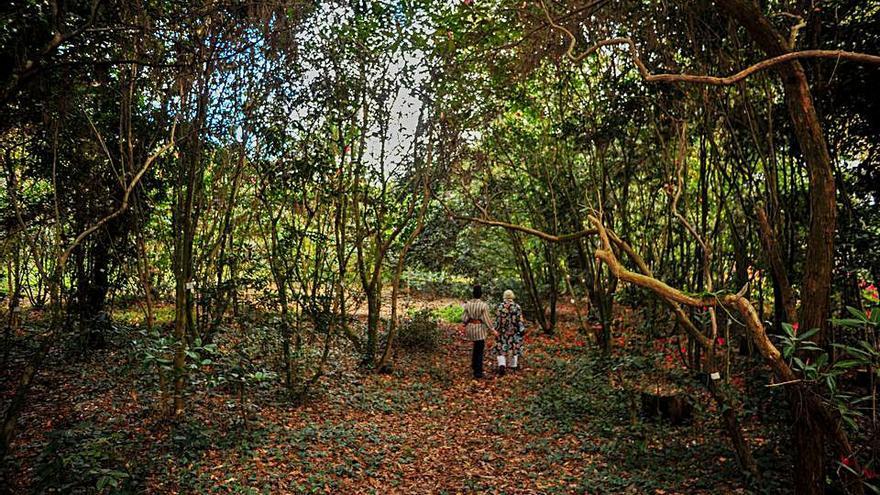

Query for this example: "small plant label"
[710,372,721,380]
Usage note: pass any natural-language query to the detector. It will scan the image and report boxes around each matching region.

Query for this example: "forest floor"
[1,297,786,494]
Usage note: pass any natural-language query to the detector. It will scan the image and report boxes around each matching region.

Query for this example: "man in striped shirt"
[461,285,497,379]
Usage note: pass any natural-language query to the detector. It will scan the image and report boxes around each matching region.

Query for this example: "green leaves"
[831,306,879,329]
[779,323,822,359]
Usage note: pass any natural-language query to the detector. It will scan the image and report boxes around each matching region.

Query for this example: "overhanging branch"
[538,0,880,86]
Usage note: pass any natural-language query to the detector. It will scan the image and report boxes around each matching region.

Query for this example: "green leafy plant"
[779,323,825,380]
[432,304,463,324]
[34,422,136,494]
[830,307,880,418]
[397,308,442,353]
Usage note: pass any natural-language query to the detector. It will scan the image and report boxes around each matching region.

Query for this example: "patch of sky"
[181,1,440,181]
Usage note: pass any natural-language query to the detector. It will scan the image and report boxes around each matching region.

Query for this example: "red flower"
[716,337,726,346]
[864,467,878,480]
[841,456,855,468]
[792,322,799,334]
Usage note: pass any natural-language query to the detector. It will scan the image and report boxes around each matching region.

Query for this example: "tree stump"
[640,391,694,426]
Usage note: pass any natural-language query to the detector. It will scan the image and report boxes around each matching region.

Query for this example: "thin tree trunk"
[3,245,22,370]
[756,206,797,323]
[712,4,839,491]
[707,378,762,483]
[510,231,549,332]
[377,170,430,370]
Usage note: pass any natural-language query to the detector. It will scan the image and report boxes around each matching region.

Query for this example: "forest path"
[350,330,569,493]
[254,303,749,494]
[3,302,750,494]
[167,305,606,494]
[266,320,587,494]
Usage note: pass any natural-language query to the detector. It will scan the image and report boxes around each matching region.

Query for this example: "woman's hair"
[503,289,515,301]
[472,284,482,299]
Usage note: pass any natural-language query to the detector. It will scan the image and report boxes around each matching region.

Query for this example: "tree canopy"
[2,0,880,493]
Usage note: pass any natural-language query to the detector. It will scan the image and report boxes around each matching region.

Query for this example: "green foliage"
[397,308,442,353]
[204,331,281,394]
[432,303,464,323]
[403,269,472,298]
[778,309,880,435]
[512,349,777,492]
[140,330,218,383]
[347,380,445,414]
[114,306,176,327]
[832,305,880,330]
[526,354,618,431]
[35,421,138,494]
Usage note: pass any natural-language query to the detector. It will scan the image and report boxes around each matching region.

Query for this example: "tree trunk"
[364,280,381,366]
[171,121,203,417]
[790,395,826,493]
[714,3,839,493]
[3,245,22,369]
[378,182,429,370]
[172,277,188,417]
[707,377,762,483]
[0,269,60,459]
[543,243,559,333]
[278,272,292,392]
[756,207,797,323]
[716,0,835,343]
[510,231,549,332]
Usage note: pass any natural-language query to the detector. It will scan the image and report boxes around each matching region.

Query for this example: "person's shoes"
[497,365,506,376]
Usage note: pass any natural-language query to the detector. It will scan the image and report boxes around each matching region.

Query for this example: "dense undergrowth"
[0,300,810,494]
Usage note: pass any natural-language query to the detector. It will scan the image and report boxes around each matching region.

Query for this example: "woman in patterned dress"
[493,289,525,375]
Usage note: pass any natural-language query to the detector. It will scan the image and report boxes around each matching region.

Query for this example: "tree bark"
[509,231,550,333]
[715,0,835,344]
[714,3,838,493]
[755,206,797,323]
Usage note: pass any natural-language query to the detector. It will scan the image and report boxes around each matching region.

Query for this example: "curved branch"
[60,122,176,267]
[589,214,785,365]
[452,214,597,243]
[450,207,715,347]
[538,0,880,86]
[586,214,859,467]
[448,204,720,348]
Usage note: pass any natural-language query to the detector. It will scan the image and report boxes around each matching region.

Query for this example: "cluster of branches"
[427,0,880,493]
[0,0,441,462]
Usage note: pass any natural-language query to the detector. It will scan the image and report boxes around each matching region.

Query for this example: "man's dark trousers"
[472,339,485,378]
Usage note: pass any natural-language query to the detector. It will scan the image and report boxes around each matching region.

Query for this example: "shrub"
[402,270,471,298]
[34,421,137,494]
[433,304,464,324]
[397,308,441,352]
